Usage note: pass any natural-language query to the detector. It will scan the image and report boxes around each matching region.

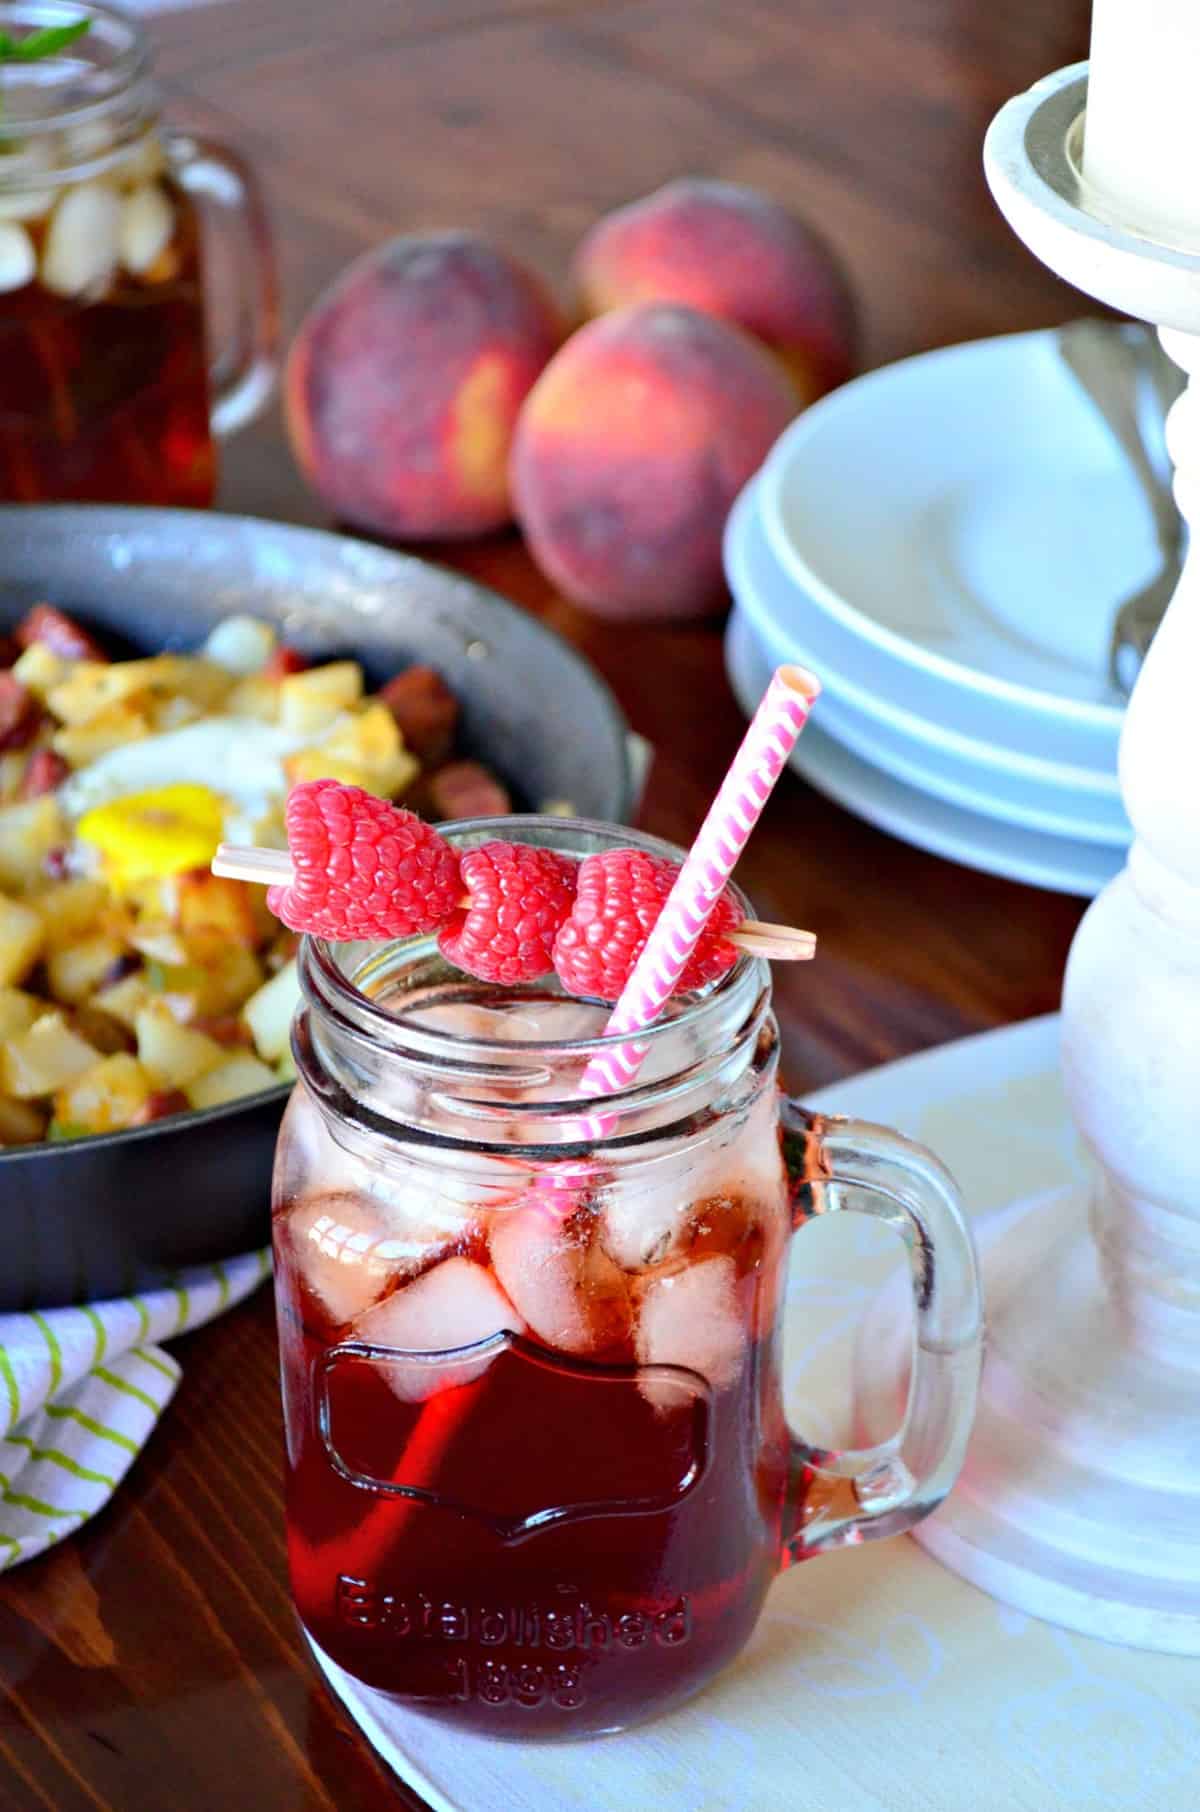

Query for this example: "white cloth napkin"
[0,1249,269,1569]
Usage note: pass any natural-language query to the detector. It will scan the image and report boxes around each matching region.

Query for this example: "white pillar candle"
[1085,0,1200,249]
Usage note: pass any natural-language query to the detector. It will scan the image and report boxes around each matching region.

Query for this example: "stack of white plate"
[723,327,1157,896]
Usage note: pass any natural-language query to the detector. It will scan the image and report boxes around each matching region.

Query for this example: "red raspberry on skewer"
[552,847,742,1001]
[267,779,463,940]
[438,840,578,984]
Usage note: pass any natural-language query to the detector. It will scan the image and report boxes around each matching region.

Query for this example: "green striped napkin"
[0,1250,270,1570]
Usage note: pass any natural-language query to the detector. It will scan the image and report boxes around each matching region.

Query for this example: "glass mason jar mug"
[0,0,277,505]
[274,820,983,1743]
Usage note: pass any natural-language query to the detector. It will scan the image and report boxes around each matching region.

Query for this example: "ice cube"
[412,996,607,1051]
[353,1257,523,1401]
[687,1082,789,1208]
[603,1180,773,1278]
[280,1085,530,1285]
[635,1256,746,1408]
[275,1087,364,1204]
[287,1189,458,1327]
[490,1195,631,1356]
[497,1000,610,1044]
[600,1185,689,1273]
[410,999,550,1043]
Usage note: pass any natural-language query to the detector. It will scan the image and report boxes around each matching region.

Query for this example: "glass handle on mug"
[168,132,280,439]
[777,1100,984,1558]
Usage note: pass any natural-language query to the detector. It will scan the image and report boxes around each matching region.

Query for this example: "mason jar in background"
[0,0,277,506]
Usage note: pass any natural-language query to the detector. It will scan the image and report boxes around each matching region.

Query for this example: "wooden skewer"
[728,922,817,960]
[212,845,293,884]
[211,846,818,961]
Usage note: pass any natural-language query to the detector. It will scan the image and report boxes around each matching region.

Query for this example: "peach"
[286,232,563,539]
[572,178,856,406]
[510,302,797,619]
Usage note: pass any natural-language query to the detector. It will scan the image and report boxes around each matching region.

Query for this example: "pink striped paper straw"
[573,663,819,1143]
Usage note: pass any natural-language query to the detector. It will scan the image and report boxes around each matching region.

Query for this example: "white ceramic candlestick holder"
[858,62,1200,1655]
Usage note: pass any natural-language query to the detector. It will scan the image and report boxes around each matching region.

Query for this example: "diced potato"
[129,920,190,965]
[93,968,154,1030]
[2,1012,98,1098]
[0,895,44,986]
[376,748,420,800]
[48,654,231,726]
[282,751,393,797]
[299,701,420,799]
[275,1047,297,1084]
[0,987,40,1041]
[0,1094,46,1145]
[135,1000,225,1089]
[224,674,280,723]
[11,642,73,702]
[148,693,204,734]
[174,871,258,948]
[123,873,174,919]
[279,660,362,734]
[153,942,264,1021]
[0,751,26,804]
[0,795,65,892]
[152,655,234,712]
[45,932,126,1005]
[32,877,108,950]
[203,615,276,675]
[52,704,150,766]
[53,1052,154,1134]
[185,1051,277,1111]
[241,957,299,1064]
[47,660,144,725]
[330,701,406,764]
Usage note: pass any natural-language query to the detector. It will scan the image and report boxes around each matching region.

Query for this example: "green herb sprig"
[0,17,91,125]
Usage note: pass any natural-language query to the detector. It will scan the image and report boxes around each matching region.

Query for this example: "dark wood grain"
[0,0,1092,1805]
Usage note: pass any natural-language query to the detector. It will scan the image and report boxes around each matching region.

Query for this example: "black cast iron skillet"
[0,506,633,1310]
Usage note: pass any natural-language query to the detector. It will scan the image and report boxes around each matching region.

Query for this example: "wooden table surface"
[0,0,1098,1805]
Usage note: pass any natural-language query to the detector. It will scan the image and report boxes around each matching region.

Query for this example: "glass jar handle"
[778,1100,983,1559]
[167,131,280,439]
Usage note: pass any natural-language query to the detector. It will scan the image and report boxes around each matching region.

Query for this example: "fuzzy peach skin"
[572,178,856,406]
[510,302,798,620]
[286,232,563,539]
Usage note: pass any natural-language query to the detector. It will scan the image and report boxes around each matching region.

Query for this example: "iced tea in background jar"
[274,819,983,1743]
[0,1,277,505]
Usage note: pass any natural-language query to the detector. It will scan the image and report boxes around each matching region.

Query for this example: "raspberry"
[438,841,577,985]
[552,847,741,1001]
[267,779,462,941]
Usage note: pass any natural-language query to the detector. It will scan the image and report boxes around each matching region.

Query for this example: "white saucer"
[725,483,1131,847]
[725,606,1124,897]
[755,328,1143,773]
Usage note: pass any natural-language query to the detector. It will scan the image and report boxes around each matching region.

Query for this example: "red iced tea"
[273,821,983,1747]
[273,984,795,1737]
[0,170,214,505]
